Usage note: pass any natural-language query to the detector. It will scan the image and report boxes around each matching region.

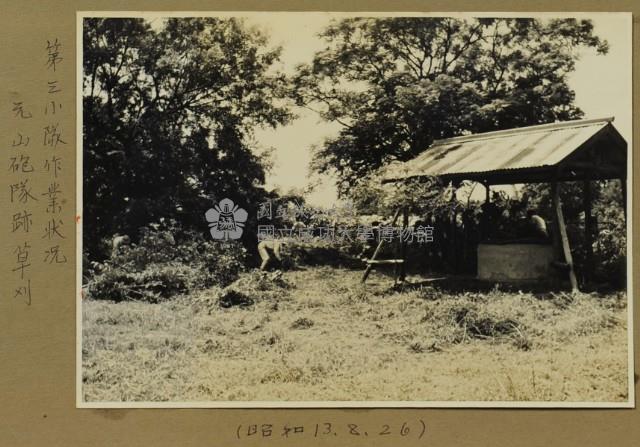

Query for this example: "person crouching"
[258,221,305,270]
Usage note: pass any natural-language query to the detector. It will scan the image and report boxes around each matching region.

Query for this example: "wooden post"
[583,179,594,285]
[552,181,579,292]
[482,182,490,241]
[450,182,458,274]
[399,207,409,281]
[361,208,402,283]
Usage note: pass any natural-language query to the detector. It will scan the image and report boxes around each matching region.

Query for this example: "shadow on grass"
[384,275,605,298]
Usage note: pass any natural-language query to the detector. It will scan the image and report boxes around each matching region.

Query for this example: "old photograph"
[78,12,633,407]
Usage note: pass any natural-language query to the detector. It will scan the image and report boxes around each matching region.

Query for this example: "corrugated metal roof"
[383,117,616,182]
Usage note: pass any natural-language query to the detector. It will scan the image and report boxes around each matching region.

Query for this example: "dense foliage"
[293,17,625,286]
[293,18,608,195]
[83,17,625,295]
[86,221,247,302]
[83,18,292,259]
[523,180,627,285]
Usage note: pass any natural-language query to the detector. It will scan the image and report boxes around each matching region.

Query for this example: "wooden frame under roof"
[380,117,628,292]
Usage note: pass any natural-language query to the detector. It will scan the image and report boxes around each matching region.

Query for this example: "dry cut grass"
[82,267,629,403]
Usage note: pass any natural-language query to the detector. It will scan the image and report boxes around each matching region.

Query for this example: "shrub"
[524,180,627,287]
[86,222,247,302]
[87,263,200,303]
[593,199,626,285]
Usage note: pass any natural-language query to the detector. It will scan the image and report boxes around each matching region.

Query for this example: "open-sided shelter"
[380,117,628,291]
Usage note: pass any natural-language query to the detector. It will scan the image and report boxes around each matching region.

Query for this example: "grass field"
[82,266,629,403]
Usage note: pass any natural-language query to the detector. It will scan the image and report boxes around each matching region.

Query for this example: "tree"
[83,18,292,258]
[293,18,608,195]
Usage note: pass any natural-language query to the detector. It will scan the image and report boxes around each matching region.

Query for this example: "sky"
[241,13,632,207]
